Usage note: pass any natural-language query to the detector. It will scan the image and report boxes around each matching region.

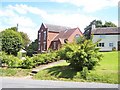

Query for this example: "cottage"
[92,27,120,51]
[37,23,83,53]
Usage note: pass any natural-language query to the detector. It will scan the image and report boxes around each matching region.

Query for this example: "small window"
[38,42,40,50]
[64,39,68,43]
[44,31,46,40]
[43,42,46,50]
[53,42,56,49]
[75,34,80,38]
[100,35,105,38]
[97,43,104,47]
[75,34,80,42]
[109,43,114,47]
[39,33,41,41]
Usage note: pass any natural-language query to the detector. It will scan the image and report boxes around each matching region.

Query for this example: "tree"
[5,27,18,31]
[26,39,38,56]
[95,20,103,28]
[84,20,117,39]
[103,21,117,27]
[1,30,23,56]
[19,32,30,49]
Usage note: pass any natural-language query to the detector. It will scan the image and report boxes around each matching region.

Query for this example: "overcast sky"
[0,0,118,41]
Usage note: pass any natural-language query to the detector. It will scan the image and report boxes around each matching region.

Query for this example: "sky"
[0,0,119,41]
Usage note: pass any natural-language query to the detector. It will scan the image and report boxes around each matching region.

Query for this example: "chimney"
[92,24,95,30]
[16,24,18,31]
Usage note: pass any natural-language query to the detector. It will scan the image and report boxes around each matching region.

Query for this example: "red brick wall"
[47,31,59,49]
[68,28,83,43]
[38,23,47,53]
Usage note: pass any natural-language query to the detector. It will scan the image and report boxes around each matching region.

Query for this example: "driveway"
[0,77,118,88]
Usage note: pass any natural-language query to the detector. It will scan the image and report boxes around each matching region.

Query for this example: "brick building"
[38,23,83,53]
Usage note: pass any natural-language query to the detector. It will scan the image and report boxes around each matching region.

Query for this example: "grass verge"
[34,51,118,84]
[0,68,31,77]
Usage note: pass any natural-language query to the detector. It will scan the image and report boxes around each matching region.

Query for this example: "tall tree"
[1,30,23,56]
[103,21,117,27]
[19,32,30,49]
[5,27,17,31]
[95,20,103,28]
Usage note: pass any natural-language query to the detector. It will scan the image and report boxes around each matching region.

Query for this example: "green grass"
[34,51,119,84]
[0,68,31,77]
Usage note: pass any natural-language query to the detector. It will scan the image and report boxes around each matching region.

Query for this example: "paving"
[32,60,65,73]
[0,77,118,88]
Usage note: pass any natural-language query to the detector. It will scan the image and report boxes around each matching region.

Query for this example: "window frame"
[53,42,56,49]
[109,43,114,47]
[38,42,40,50]
[39,33,41,41]
[43,31,47,40]
[97,43,104,47]
[43,42,46,50]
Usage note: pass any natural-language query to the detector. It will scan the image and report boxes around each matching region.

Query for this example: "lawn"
[0,68,31,77]
[34,51,119,84]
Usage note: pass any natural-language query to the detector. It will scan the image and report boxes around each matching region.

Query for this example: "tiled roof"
[92,27,120,35]
[53,28,78,41]
[44,23,71,32]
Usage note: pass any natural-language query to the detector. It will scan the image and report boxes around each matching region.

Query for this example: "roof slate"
[92,27,120,35]
[53,28,78,41]
[44,23,71,32]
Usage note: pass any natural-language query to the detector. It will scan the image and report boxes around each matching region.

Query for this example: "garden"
[0,28,119,84]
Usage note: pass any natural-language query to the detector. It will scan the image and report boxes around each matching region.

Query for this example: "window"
[43,42,46,50]
[99,35,105,39]
[64,39,68,43]
[44,31,46,40]
[39,33,41,41]
[38,42,40,50]
[109,43,114,47]
[53,42,56,49]
[75,34,80,38]
[97,43,104,47]
[75,34,80,42]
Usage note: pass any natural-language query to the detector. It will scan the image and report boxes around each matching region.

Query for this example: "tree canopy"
[95,20,117,28]
[26,39,38,56]
[1,30,23,56]
[19,32,30,49]
[103,21,117,27]
[5,27,18,31]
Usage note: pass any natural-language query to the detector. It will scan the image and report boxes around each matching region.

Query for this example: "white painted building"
[92,27,120,51]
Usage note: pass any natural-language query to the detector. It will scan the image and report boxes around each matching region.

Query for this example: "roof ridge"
[44,23,71,28]
[95,27,118,30]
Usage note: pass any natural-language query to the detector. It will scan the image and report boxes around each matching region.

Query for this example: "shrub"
[112,47,116,51]
[0,52,22,68]
[17,51,22,59]
[81,67,89,80]
[31,51,60,67]
[21,56,34,69]
[58,37,103,71]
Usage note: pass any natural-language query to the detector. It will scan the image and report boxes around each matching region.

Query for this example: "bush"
[58,37,103,71]
[112,47,116,51]
[21,56,34,69]
[81,67,89,80]
[17,51,22,59]
[32,51,60,67]
[1,52,22,68]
